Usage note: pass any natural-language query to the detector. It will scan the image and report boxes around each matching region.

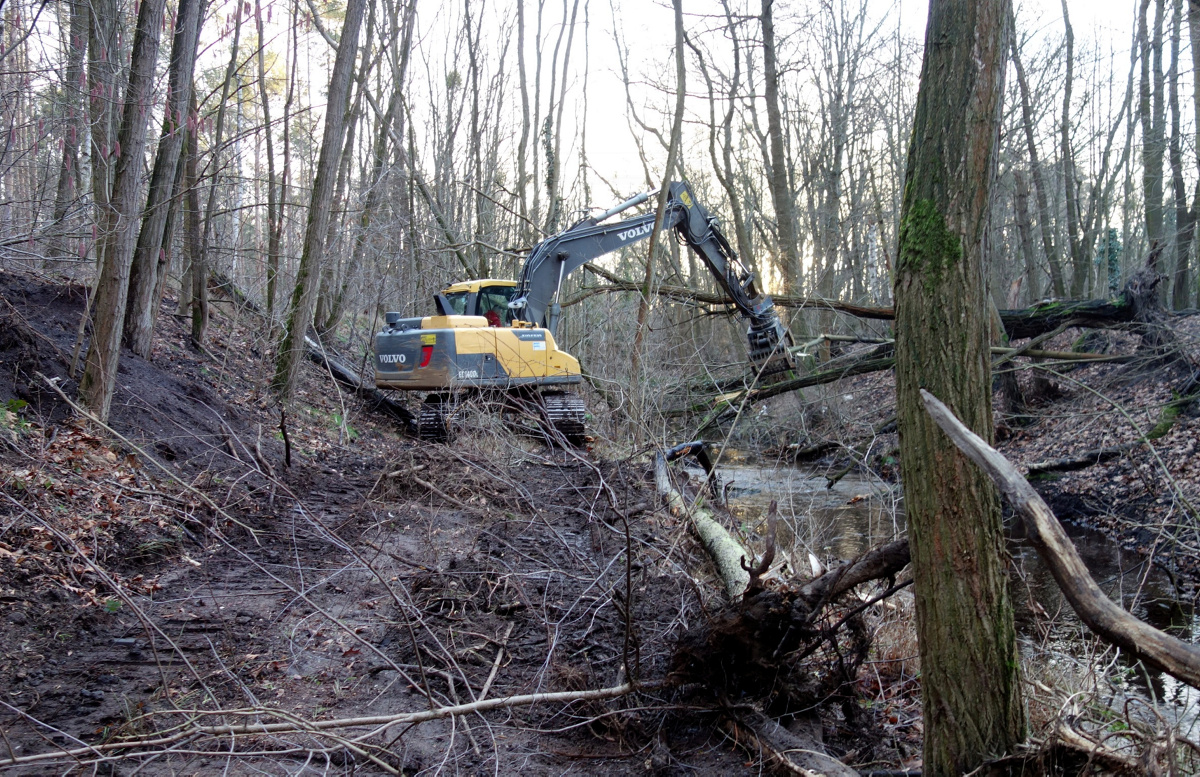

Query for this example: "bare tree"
[79,0,170,422]
[1140,0,1167,248]
[124,0,205,356]
[894,0,1025,772]
[1167,0,1195,309]
[273,0,368,401]
[1011,33,1066,297]
[47,0,88,262]
[760,0,801,292]
[87,0,120,269]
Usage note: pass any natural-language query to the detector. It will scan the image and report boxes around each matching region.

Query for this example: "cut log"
[654,450,750,599]
[921,389,1200,689]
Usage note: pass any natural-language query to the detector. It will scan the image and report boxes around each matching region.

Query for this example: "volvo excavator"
[373,181,794,442]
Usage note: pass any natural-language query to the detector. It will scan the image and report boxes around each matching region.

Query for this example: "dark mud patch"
[0,269,773,773]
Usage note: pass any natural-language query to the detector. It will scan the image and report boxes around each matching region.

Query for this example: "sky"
[184,0,1163,218]
[565,0,1143,201]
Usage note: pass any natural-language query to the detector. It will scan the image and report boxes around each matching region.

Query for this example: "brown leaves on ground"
[1,420,182,606]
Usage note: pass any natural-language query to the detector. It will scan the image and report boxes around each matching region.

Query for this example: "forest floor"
[0,264,1197,775]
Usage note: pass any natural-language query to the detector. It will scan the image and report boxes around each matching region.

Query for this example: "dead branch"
[921,389,1200,689]
[2,684,634,767]
[1025,444,1137,476]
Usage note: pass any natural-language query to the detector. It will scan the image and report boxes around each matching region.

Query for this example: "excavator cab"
[437,279,517,326]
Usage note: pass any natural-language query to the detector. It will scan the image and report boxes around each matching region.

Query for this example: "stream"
[685,454,1200,733]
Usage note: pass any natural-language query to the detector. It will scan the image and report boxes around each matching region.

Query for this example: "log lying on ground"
[303,336,415,427]
[921,389,1200,689]
[654,449,749,598]
[1026,444,1135,476]
[723,708,860,777]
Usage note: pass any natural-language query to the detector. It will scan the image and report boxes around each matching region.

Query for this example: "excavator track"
[540,392,587,445]
[418,395,451,442]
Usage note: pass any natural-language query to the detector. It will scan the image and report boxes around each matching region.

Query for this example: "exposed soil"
[2,266,1197,774]
[0,269,836,774]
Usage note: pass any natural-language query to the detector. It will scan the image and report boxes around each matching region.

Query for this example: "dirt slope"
[0,269,769,774]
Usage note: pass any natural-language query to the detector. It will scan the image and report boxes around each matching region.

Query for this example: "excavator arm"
[512,181,794,378]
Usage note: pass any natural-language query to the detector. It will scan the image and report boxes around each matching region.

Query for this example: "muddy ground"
[0,269,913,774]
[1,265,1197,774]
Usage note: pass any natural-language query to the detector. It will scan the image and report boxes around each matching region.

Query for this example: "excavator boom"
[512,181,794,377]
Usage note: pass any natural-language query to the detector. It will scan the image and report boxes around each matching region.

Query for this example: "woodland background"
[1,0,1193,423]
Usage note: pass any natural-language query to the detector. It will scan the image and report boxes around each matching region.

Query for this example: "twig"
[4,684,635,766]
[478,622,515,701]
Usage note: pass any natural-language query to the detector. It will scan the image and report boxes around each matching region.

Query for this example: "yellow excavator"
[373,181,794,442]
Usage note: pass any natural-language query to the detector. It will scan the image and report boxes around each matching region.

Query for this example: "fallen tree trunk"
[654,445,909,774]
[576,258,1194,344]
[1026,444,1134,476]
[691,354,896,430]
[921,389,1200,689]
[303,336,415,427]
[724,708,859,776]
[654,449,750,598]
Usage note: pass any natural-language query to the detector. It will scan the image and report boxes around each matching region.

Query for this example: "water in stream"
[688,455,1200,734]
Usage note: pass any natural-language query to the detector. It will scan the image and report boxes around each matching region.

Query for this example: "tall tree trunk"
[272,0,367,401]
[184,97,207,348]
[1140,0,1167,246]
[761,0,801,292]
[894,0,1024,772]
[48,0,88,262]
[1168,0,1194,309]
[87,0,120,268]
[629,0,684,439]
[195,0,245,343]
[78,0,169,422]
[1013,170,1039,303]
[542,0,581,233]
[255,0,281,316]
[314,69,364,334]
[1190,0,1200,306]
[1011,35,1066,297]
[124,0,204,356]
[465,0,486,277]
[1061,0,1088,297]
[516,0,531,238]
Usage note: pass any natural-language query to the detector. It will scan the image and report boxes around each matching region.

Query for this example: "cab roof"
[442,278,518,294]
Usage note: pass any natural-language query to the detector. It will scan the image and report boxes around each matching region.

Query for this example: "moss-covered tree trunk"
[893,0,1024,773]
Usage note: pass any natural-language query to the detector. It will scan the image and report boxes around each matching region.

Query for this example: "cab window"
[443,291,469,315]
[477,286,516,325]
